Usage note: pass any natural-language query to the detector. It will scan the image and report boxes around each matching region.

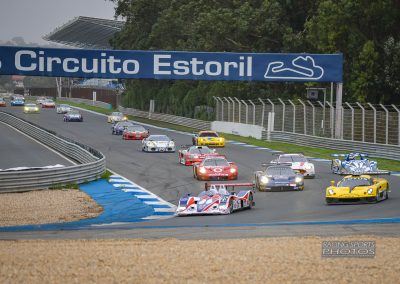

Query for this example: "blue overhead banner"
[0,46,343,82]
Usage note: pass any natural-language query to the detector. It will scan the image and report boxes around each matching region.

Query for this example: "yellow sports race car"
[192,131,225,147]
[326,174,389,204]
[23,103,40,113]
[107,112,128,123]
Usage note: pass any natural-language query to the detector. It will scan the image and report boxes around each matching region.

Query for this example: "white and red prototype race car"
[176,183,254,216]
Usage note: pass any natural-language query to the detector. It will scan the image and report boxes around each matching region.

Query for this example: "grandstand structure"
[43,16,124,49]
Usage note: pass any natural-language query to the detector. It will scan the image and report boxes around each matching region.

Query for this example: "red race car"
[193,156,238,181]
[178,145,221,166]
[41,99,55,108]
[122,125,149,140]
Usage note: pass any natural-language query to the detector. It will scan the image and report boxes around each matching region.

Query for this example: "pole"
[307,100,315,136]
[380,104,389,144]
[241,100,249,124]
[334,83,343,139]
[228,97,235,122]
[249,99,256,125]
[234,97,242,123]
[223,97,230,122]
[367,103,377,144]
[278,98,285,132]
[288,99,296,133]
[298,99,307,135]
[392,104,400,146]
[258,98,266,128]
[356,102,365,142]
[344,102,354,141]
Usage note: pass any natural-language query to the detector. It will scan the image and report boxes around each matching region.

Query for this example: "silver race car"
[56,104,72,114]
[142,135,175,152]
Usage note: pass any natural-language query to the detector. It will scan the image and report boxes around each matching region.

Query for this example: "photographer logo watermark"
[322,241,375,258]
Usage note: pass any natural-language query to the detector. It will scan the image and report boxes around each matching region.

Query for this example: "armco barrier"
[118,106,211,130]
[266,131,400,160]
[57,97,112,109]
[0,111,106,192]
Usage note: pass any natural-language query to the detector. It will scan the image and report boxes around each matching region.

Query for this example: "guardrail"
[266,131,400,160]
[57,97,112,109]
[0,111,106,192]
[118,106,211,130]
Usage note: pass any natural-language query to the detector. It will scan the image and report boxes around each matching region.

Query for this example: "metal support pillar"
[334,83,343,139]
[228,97,235,122]
[216,97,224,121]
[326,101,334,138]
[212,96,219,121]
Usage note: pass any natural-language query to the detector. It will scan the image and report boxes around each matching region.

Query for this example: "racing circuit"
[1,104,400,233]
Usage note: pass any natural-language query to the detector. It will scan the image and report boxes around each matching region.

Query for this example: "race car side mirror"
[330,180,335,186]
[373,179,378,184]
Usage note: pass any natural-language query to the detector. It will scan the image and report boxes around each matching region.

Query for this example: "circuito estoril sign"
[0,46,343,82]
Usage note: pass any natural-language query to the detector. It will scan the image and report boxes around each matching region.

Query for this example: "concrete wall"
[211,121,264,139]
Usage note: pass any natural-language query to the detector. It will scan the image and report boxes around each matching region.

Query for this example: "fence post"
[326,101,334,138]
[335,83,343,139]
[228,97,236,122]
[356,102,365,142]
[249,100,256,125]
[213,96,219,121]
[234,97,241,123]
[298,99,307,135]
[380,104,389,144]
[223,97,231,122]
[288,99,296,133]
[241,100,249,124]
[391,104,400,146]
[317,100,325,135]
[344,102,354,141]
[217,97,224,121]
[367,103,377,143]
[259,98,266,128]
[307,100,315,136]
[278,98,285,132]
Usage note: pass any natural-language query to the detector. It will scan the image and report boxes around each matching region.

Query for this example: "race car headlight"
[328,189,335,195]
[295,177,303,183]
[230,168,236,173]
[199,167,206,174]
[305,164,313,170]
[169,141,175,147]
[35,107,38,111]
[123,116,128,120]
[193,155,199,159]
[367,188,373,194]
[24,107,28,110]
[260,176,269,184]
[147,141,156,147]
[219,138,223,142]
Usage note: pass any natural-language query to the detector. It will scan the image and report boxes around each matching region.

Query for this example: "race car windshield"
[26,104,36,107]
[203,158,229,167]
[266,167,294,176]
[116,122,133,127]
[68,111,80,115]
[126,126,146,132]
[278,155,307,163]
[59,104,69,108]
[199,132,218,137]
[338,178,372,187]
[189,147,212,154]
[112,112,123,116]
[148,135,169,141]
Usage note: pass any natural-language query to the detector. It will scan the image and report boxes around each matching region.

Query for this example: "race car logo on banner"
[0,46,343,82]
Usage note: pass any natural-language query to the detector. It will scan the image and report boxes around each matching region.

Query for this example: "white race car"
[56,104,72,114]
[272,153,315,178]
[142,135,175,152]
[107,112,128,123]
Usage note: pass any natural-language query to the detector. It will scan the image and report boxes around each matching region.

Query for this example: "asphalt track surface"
[0,119,73,169]
[2,104,400,230]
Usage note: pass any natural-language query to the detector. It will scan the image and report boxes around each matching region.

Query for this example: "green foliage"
[101,170,113,180]
[110,0,400,111]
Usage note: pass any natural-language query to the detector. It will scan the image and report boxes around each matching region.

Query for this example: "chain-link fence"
[214,97,400,146]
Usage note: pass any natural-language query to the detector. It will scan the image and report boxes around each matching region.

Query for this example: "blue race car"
[331,153,389,175]
[11,99,25,106]
[254,163,304,191]
[112,121,134,135]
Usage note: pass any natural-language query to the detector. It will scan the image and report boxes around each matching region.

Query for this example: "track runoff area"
[3,105,400,229]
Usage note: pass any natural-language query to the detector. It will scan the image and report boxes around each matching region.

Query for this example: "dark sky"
[0,0,117,44]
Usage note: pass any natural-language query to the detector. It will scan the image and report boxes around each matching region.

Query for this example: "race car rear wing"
[261,162,292,168]
[272,152,305,156]
[343,170,390,175]
[205,182,255,192]
[331,153,369,157]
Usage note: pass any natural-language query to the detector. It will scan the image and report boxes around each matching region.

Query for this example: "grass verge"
[58,100,400,172]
